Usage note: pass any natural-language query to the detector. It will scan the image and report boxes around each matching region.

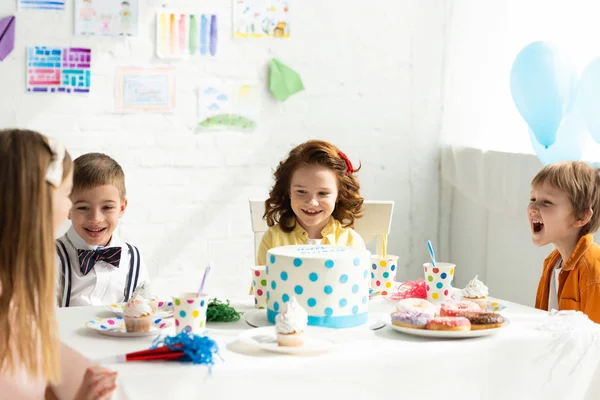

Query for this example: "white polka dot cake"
[266,245,371,329]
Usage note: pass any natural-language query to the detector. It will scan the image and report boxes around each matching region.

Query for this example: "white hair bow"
[45,137,66,187]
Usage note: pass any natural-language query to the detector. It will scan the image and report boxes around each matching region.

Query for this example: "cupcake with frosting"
[123,299,153,332]
[131,282,159,313]
[462,275,489,310]
[275,297,308,347]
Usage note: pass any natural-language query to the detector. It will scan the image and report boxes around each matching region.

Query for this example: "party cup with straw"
[423,240,455,302]
[173,264,211,334]
[370,234,398,296]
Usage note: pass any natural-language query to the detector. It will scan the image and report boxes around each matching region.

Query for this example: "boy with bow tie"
[55,153,149,307]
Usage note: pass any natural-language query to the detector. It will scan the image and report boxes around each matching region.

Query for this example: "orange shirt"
[535,234,600,323]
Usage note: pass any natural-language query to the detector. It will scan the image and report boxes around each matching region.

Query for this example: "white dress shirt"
[548,258,563,311]
[55,226,149,307]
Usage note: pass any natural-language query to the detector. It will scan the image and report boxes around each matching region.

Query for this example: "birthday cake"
[266,245,371,328]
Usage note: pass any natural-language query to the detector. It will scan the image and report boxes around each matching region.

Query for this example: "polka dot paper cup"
[251,265,268,309]
[370,255,399,296]
[173,292,209,335]
[423,262,455,303]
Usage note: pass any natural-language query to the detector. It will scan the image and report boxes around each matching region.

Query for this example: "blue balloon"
[529,111,588,166]
[510,41,576,148]
[574,57,600,144]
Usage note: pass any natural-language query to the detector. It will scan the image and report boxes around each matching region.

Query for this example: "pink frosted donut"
[427,316,471,331]
[391,311,433,329]
[439,301,481,317]
[396,298,436,316]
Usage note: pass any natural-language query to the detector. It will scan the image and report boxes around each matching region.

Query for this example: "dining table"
[57,296,600,400]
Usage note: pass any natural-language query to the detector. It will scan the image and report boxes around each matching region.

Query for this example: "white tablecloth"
[57,297,600,400]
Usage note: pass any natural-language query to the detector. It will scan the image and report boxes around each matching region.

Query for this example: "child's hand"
[73,366,118,400]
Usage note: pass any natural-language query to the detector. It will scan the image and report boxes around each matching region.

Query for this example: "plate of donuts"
[388,318,509,339]
[388,298,509,339]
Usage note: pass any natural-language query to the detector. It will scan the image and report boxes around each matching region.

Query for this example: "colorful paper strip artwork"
[156,11,218,59]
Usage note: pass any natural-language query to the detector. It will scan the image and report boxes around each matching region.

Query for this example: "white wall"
[0,1,449,297]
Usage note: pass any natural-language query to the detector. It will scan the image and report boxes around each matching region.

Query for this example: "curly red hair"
[264,140,364,232]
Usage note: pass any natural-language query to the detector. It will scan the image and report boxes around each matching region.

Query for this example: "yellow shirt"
[256,217,366,265]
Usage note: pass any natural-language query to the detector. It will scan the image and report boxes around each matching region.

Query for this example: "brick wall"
[0,0,448,297]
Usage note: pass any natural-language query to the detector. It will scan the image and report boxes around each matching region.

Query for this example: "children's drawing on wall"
[74,0,139,37]
[26,46,91,94]
[197,80,259,131]
[233,0,290,38]
[114,67,176,113]
[156,11,218,59]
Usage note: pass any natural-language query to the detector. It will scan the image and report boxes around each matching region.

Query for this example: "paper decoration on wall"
[115,67,176,113]
[0,16,15,62]
[156,11,218,59]
[27,46,91,94]
[269,58,304,101]
[19,0,65,10]
[197,80,259,130]
[74,0,139,37]
[233,0,290,38]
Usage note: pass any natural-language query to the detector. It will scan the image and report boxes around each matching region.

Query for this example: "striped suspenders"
[56,239,72,308]
[124,243,141,302]
[56,241,141,307]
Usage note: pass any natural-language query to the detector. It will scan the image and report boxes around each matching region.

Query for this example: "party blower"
[95,327,221,367]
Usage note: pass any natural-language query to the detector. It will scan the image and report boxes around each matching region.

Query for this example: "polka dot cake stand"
[85,316,172,337]
[244,308,386,330]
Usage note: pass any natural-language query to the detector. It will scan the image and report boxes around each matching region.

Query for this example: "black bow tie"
[77,247,121,276]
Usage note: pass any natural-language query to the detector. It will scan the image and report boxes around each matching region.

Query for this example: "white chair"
[248,199,394,263]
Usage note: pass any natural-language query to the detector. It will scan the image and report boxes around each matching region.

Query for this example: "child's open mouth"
[532,221,544,234]
[302,209,322,216]
[85,227,107,238]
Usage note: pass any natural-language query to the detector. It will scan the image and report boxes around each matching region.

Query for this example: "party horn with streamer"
[94,328,221,366]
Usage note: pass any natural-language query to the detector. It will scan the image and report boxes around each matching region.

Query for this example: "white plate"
[388,319,509,339]
[85,316,172,337]
[244,309,386,330]
[238,326,335,354]
[105,300,174,319]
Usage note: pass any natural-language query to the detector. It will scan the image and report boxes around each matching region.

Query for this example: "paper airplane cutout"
[269,58,304,102]
[0,16,15,62]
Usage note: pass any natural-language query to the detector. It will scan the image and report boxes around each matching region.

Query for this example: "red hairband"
[338,151,354,175]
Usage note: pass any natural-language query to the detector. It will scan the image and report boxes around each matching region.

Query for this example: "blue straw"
[427,240,437,267]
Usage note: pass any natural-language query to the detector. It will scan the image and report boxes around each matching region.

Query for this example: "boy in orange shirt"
[529,161,600,323]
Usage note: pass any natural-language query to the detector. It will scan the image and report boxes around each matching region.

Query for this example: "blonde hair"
[0,129,72,384]
[73,153,126,198]
[531,161,600,236]
[264,140,363,231]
